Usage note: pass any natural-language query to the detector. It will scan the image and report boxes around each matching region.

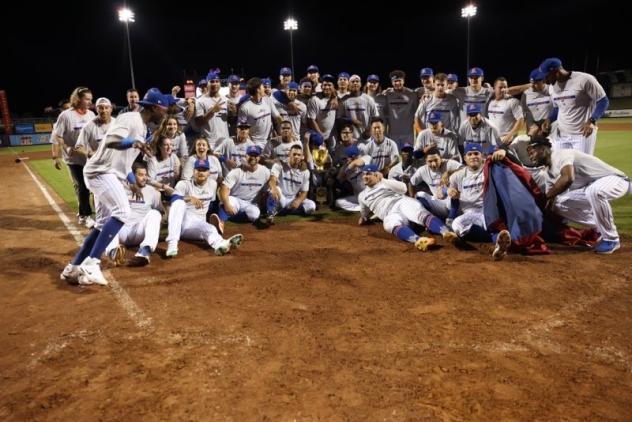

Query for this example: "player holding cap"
[527,136,631,254]
[539,57,609,155]
[358,164,457,251]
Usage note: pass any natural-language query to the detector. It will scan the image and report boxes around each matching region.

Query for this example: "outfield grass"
[25,129,632,234]
[0,144,52,155]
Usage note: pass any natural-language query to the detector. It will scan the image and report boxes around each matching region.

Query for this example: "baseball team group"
[49,56,631,286]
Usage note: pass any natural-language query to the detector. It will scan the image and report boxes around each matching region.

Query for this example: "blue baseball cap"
[412,149,424,160]
[447,73,459,82]
[401,143,414,152]
[530,68,546,81]
[280,67,293,76]
[464,143,483,154]
[309,131,324,146]
[367,74,380,82]
[197,79,208,86]
[420,67,434,77]
[228,74,240,84]
[345,144,360,157]
[539,57,562,73]
[262,78,272,86]
[246,145,262,156]
[338,72,350,79]
[138,89,177,108]
[193,158,210,170]
[467,67,484,77]
[466,103,482,115]
[322,74,335,83]
[307,65,319,73]
[288,81,299,90]
[236,118,250,128]
[362,163,379,173]
[206,71,220,81]
[427,111,442,124]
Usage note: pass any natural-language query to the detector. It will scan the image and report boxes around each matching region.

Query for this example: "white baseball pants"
[166,200,223,247]
[84,173,131,230]
[270,187,316,214]
[382,196,431,233]
[553,128,598,155]
[452,210,485,237]
[226,196,261,222]
[416,191,450,218]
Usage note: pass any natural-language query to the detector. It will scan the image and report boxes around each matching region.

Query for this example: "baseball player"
[261,120,301,166]
[449,67,494,122]
[181,137,222,182]
[337,72,351,99]
[147,135,181,188]
[414,67,435,103]
[527,136,631,254]
[266,144,315,219]
[214,120,255,176]
[52,86,96,227]
[448,143,511,260]
[278,67,293,91]
[446,74,459,90]
[520,68,553,136]
[306,64,322,93]
[414,111,461,163]
[457,103,501,153]
[539,57,609,155]
[358,164,457,251]
[238,77,282,149]
[382,70,419,148]
[334,144,367,212]
[61,89,173,285]
[362,117,400,176]
[271,82,307,140]
[341,74,379,141]
[409,147,463,218]
[105,161,164,266]
[306,74,339,150]
[165,158,243,257]
[388,143,417,183]
[414,73,461,133]
[364,74,387,117]
[487,77,525,145]
[75,97,115,161]
[216,145,271,229]
[195,71,230,150]
[226,74,242,136]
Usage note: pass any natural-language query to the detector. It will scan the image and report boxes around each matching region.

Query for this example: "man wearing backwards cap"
[358,163,457,251]
[341,74,379,141]
[527,136,631,254]
[165,158,243,258]
[195,70,230,150]
[448,142,512,260]
[382,69,419,148]
[76,97,116,160]
[457,103,501,154]
[538,57,609,155]
[61,89,173,285]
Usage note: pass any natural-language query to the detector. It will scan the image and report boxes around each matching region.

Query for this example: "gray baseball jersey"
[414,128,461,162]
[487,97,523,136]
[263,138,302,164]
[415,94,461,132]
[449,166,485,213]
[549,71,607,136]
[271,162,310,197]
[383,88,418,144]
[76,116,115,156]
[238,98,281,148]
[410,159,463,196]
[450,85,494,120]
[223,165,271,202]
[174,178,218,218]
[520,86,552,126]
[83,112,147,180]
[272,97,307,140]
[388,161,418,182]
[147,154,181,187]
[341,93,379,139]
[358,179,408,220]
[362,137,400,171]
[196,95,230,148]
[306,94,337,139]
[54,108,96,165]
[458,118,501,149]
[126,184,164,225]
[214,137,255,174]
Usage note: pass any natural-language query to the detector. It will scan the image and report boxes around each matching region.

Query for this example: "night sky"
[4,0,630,115]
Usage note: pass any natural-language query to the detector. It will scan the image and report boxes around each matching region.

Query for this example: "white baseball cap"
[95,97,112,107]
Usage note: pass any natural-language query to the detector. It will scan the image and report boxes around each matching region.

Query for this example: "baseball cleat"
[214,239,231,256]
[60,263,81,284]
[77,257,108,286]
[228,234,243,249]
[130,246,151,266]
[415,236,436,252]
[209,213,224,235]
[492,230,511,261]
[594,239,620,255]
[107,245,127,266]
[166,242,178,258]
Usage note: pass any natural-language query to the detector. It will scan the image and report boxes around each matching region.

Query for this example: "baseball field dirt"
[1,150,632,420]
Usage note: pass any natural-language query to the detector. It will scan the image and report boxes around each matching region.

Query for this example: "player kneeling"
[358,164,456,251]
[165,159,242,257]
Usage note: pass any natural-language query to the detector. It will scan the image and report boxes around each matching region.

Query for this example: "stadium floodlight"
[118,8,136,90]
[461,5,477,73]
[283,18,298,77]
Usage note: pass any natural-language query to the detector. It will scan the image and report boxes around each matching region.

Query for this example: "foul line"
[22,162,153,329]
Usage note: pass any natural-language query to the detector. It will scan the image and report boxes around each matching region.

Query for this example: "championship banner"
[9,133,52,146]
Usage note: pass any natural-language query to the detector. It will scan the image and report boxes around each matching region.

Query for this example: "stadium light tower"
[283,18,298,77]
[118,7,136,90]
[461,4,477,74]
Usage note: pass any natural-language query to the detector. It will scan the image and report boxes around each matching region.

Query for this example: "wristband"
[120,137,136,149]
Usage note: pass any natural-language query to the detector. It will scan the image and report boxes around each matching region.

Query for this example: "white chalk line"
[21,160,152,330]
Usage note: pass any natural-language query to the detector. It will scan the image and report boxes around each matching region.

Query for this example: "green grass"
[29,159,78,213]
[0,144,52,155]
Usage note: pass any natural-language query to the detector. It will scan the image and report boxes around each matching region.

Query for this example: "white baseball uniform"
[362,137,400,172]
[214,137,255,176]
[449,166,486,237]
[181,154,222,181]
[238,97,281,149]
[147,153,181,187]
[410,159,463,217]
[487,96,524,138]
[222,165,271,221]
[335,158,367,212]
[270,162,315,214]
[76,116,115,157]
[414,128,461,163]
[521,85,552,127]
[196,94,230,149]
[458,118,501,150]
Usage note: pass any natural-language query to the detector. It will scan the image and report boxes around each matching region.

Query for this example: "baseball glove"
[109,245,127,266]
[414,236,436,252]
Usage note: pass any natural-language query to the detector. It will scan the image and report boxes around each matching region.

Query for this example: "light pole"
[461,4,477,74]
[283,18,298,77]
[118,8,136,90]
